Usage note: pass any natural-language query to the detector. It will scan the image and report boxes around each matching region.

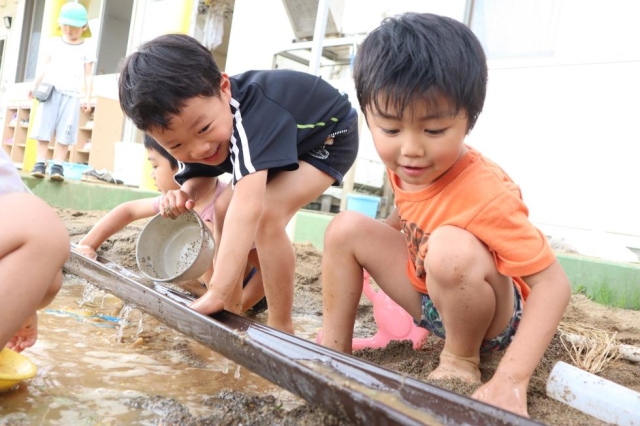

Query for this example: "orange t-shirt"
[390,147,556,301]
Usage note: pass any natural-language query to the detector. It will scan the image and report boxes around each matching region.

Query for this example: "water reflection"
[0,276,318,423]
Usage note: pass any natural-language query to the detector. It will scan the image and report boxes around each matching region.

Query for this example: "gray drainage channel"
[64,248,541,426]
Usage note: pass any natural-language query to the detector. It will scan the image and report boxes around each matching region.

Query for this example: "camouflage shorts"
[415,284,523,353]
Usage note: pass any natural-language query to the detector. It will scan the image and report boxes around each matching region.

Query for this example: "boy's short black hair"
[143,133,179,170]
[118,33,222,131]
[354,13,487,132]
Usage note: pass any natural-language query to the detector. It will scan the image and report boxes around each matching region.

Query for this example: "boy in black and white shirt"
[119,34,358,333]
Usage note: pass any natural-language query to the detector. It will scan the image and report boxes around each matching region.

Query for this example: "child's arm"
[384,207,401,230]
[472,260,571,416]
[82,60,94,113]
[75,198,157,258]
[189,171,268,314]
[28,53,52,99]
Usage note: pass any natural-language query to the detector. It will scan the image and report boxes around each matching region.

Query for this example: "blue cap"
[58,2,88,28]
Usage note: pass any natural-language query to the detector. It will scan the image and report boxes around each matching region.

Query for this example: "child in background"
[0,149,69,352]
[319,13,571,417]
[28,2,95,181]
[74,135,266,313]
[118,34,358,332]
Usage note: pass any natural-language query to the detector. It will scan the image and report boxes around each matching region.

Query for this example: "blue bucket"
[62,162,91,180]
[346,194,380,218]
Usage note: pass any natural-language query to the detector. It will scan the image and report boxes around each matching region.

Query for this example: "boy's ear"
[220,73,232,100]
[81,24,92,38]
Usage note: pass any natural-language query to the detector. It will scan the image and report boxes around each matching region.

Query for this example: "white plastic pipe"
[564,333,640,362]
[620,344,640,363]
[546,361,640,426]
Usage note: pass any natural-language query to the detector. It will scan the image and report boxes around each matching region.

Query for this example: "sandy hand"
[189,290,225,315]
[74,244,97,259]
[160,189,195,219]
[6,314,38,353]
[472,370,529,417]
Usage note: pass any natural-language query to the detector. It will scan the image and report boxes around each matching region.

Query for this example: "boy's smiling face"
[366,96,469,192]
[147,75,234,166]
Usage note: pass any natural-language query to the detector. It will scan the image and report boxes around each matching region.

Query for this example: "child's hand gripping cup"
[136,210,214,282]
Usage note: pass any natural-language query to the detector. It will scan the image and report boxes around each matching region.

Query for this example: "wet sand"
[43,209,640,424]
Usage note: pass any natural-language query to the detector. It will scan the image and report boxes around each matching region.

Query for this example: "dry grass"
[558,322,621,374]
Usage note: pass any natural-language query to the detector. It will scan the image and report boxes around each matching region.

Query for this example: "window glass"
[94,0,133,75]
[16,0,45,82]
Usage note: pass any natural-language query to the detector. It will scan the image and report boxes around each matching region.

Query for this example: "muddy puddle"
[0,275,325,425]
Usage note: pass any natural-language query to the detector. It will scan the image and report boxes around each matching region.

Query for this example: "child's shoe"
[50,164,65,181]
[30,162,46,178]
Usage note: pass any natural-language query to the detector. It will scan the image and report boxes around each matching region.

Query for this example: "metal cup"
[136,210,214,282]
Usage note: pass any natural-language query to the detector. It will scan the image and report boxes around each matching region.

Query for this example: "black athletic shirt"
[175,69,353,185]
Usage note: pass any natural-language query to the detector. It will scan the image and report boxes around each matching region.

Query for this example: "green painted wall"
[557,253,640,310]
[292,210,334,250]
[22,175,158,211]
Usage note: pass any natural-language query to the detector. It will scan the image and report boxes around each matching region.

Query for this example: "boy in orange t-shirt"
[319,13,571,418]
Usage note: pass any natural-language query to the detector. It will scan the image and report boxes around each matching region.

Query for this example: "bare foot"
[6,314,38,353]
[427,349,481,384]
[267,319,295,335]
[189,291,225,315]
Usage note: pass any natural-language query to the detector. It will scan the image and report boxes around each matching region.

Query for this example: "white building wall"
[0,0,27,104]
[466,0,640,260]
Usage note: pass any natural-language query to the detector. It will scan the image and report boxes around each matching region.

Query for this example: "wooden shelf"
[3,104,25,164]
[3,96,124,171]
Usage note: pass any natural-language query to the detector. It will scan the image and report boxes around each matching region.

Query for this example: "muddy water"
[0,276,323,424]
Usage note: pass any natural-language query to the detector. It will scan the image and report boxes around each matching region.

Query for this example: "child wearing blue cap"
[29,2,95,181]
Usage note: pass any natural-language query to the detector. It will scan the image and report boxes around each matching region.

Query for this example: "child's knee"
[426,226,488,286]
[38,270,63,309]
[324,211,363,249]
[258,198,299,232]
[10,194,69,258]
